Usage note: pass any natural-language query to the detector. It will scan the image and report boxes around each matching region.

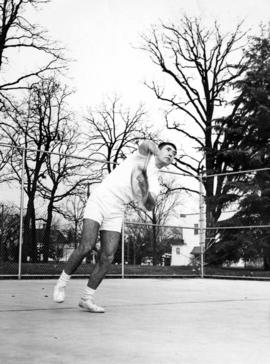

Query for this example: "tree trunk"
[30,206,38,262]
[22,203,32,262]
[23,195,38,262]
[263,247,270,270]
[0,205,5,262]
[152,211,158,265]
[74,220,78,248]
[42,200,54,263]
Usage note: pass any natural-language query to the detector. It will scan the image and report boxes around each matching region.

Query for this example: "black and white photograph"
[0,1,270,363]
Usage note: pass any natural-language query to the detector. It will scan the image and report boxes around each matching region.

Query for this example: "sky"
[1,0,270,211]
[29,0,270,121]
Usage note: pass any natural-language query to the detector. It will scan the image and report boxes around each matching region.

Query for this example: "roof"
[191,246,201,255]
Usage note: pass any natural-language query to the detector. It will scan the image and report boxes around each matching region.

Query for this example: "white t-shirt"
[91,151,161,206]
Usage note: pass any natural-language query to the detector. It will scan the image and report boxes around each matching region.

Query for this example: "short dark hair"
[158,142,177,153]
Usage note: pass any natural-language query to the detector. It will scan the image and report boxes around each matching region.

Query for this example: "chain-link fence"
[1,143,270,280]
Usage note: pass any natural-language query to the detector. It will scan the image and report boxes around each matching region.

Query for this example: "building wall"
[171,214,201,266]
[171,244,194,265]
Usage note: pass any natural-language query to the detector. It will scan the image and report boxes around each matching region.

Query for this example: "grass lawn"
[1,261,270,279]
[0,262,196,276]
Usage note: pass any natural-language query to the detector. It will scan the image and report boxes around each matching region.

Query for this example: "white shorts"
[83,192,125,233]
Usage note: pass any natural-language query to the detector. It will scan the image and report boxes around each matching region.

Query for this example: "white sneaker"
[53,284,66,303]
[78,298,105,313]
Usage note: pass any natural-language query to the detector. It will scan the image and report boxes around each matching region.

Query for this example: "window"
[194,223,199,235]
[176,247,180,255]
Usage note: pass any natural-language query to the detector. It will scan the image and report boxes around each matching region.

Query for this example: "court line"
[0,297,269,313]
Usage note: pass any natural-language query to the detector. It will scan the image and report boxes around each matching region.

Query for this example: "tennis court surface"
[1,278,270,364]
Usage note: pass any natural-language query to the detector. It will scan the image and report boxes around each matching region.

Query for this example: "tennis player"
[53,140,177,312]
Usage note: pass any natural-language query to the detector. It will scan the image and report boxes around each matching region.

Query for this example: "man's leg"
[64,219,100,275]
[79,230,121,312]
[53,219,100,303]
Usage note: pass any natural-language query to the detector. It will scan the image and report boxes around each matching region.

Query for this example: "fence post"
[199,170,205,278]
[121,217,125,279]
[18,147,25,280]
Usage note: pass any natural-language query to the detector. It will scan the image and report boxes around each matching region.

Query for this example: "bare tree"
[0,77,82,261]
[0,202,20,264]
[0,146,13,183]
[60,194,86,246]
[141,16,248,241]
[38,132,102,262]
[84,96,156,173]
[0,0,65,104]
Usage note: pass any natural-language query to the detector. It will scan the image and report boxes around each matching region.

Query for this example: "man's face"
[157,145,177,167]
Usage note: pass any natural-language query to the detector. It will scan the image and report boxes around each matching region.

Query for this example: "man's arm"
[137,140,159,211]
[137,172,157,211]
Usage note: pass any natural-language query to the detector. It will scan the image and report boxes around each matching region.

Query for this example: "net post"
[18,147,25,280]
[121,217,125,279]
[199,170,205,278]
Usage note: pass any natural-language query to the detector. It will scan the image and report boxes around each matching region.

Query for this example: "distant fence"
[1,143,270,280]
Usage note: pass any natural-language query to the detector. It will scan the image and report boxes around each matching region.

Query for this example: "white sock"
[57,270,71,287]
[81,286,96,301]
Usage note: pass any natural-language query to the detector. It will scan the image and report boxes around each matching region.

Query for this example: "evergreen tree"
[207,28,270,268]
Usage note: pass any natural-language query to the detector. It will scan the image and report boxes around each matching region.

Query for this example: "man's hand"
[138,140,159,157]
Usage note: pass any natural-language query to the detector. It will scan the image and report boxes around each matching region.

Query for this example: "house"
[170,214,202,265]
[171,241,197,265]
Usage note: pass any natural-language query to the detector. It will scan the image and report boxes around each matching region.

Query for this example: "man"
[53,140,177,312]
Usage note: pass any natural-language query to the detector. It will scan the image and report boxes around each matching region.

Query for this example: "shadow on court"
[0,278,270,364]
